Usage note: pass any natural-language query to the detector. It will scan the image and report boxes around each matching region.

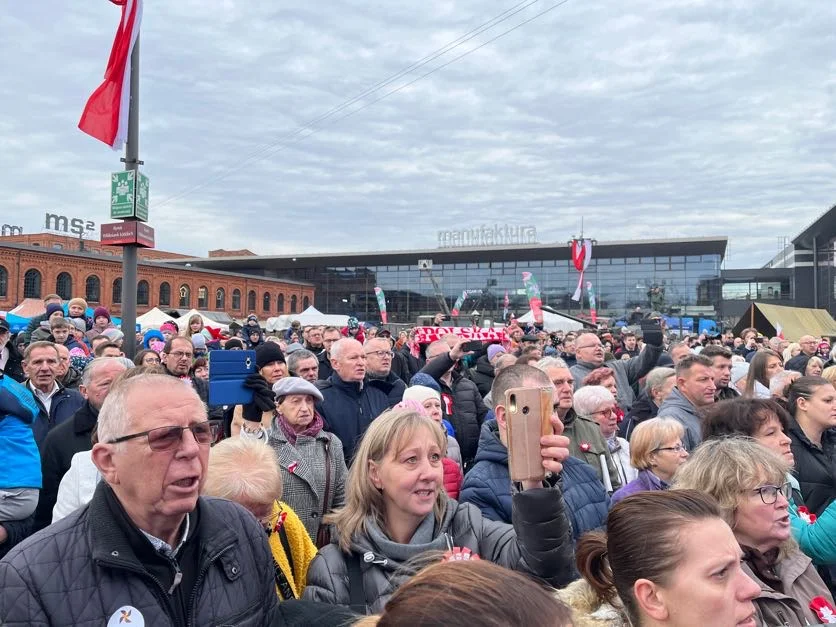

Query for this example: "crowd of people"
[1,292,836,625]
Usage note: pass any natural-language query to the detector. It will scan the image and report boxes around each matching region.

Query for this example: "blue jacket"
[610,469,666,508]
[25,381,85,448]
[315,373,391,464]
[460,420,609,540]
[0,374,42,488]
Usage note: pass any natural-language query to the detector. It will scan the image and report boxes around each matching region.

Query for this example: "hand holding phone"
[505,387,553,483]
[460,340,483,352]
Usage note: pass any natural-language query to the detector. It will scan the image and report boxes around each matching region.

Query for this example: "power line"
[153,0,569,209]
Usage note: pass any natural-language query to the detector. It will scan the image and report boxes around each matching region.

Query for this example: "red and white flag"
[775,322,784,339]
[78,0,143,150]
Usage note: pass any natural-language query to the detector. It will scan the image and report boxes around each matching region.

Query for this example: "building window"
[247,290,256,312]
[277,294,284,313]
[56,272,73,300]
[290,295,298,313]
[302,295,310,309]
[232,289,241,310]
[159,282,171,306]
[23,269,42,299]
[52,243,63,250]
[216,288,225,310]
[179,284,191,308]
[197,285,208,309]
[112,278,123,304]
[137,280,150,306]
[86,275,101,303]
[0,265,7,297]
[263,292,271,312]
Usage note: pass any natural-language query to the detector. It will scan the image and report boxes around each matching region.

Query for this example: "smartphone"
[505,386,553,482]
[208,350,257,406]
[461,340,483,352]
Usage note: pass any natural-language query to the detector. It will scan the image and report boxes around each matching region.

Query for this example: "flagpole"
[120,35,140,359]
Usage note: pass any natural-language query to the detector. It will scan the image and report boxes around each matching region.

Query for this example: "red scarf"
[277,411,324,445]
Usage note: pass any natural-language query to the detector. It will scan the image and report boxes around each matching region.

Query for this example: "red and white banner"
[571,239,593,302]
[78,0,143,150]
[413,326,507,344]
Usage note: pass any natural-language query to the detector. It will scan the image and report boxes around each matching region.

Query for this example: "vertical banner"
[373,287,388,324]
[521,272,544,325]
[585,281,597,324]
[451,290,468,316]
[571,239,593,301]
[502,289,509,321]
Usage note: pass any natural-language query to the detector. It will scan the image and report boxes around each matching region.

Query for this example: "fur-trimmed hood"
[554,578,628,627]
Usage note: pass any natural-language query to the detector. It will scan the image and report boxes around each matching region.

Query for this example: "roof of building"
[792,204,836,249]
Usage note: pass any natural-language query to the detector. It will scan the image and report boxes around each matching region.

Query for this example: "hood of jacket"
[473,420,508,466]
[60,366,82,389]
[661,386,697,413]
[473,355,494,377]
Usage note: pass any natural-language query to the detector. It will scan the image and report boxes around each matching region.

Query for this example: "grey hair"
[573,385,615,416]
[96,373,205,445]
[330,337,361,361]
[287,348,318,374]
[535,356,568,371]
[204,437,282,503]
[645,367,676,392]
[81,357,128,387]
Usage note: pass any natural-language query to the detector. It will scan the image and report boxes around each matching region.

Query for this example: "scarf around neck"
[276,411,324,445]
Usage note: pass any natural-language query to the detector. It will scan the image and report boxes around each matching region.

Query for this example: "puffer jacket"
[467,354,495,397]
[657,386,703,451]
[303,489,576,614]
[420,351,490,465]
[743,547,834,626]
[460,421,609,541]
[569,343,663,411]
[0,373,41,490]
[442,457,463,499]
[0,483,278,626]
[563,409,622,492]
[619,388,657,439]
[788,418,836,516]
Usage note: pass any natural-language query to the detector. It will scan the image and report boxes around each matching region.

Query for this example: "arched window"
[23,269,42,299]
[302,295,310,310]
[247,290,256,312]
[262,292,271,312]
[290,295,298,313]
[216,288,225,310]
[277,294,285,313]
[232,289,241,310]
[137,280,150,305]
[197,285,208,309]
[159,282,171,306]
[86,275,101,303]
[179,284,191,308]
[0,265,7,298]
[112,278,123,304]
[56,272,72,300]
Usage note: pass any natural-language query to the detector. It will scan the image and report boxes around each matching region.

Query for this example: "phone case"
[505,386,553,482]
[207,350,257,406]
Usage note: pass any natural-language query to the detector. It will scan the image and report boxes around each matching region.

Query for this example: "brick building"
[0,235,314,319]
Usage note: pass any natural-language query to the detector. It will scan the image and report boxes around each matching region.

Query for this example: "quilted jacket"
[460,420,609,540]
[303,489,576,614]
[0,483,278,627]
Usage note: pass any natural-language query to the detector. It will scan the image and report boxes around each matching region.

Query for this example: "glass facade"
[274,254,722,323]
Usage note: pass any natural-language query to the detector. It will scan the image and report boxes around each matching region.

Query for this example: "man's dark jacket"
[33,400,99,531]
[619,388,658,439]
[25,380,85,448]
[22,313,48,344]
[468,354,495,397]
[786,353,812,374]
[368,370,406,408]
[460,421,609,541]
[315,373,391,464]
[0,482,278,626]
[1,341,25,382]
[317,351,334,381]
[420,351,490,465]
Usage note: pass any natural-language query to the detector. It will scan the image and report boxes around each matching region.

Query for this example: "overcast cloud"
[1,1,834,267]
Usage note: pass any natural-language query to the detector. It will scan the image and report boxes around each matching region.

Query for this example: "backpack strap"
[346,551,366,615]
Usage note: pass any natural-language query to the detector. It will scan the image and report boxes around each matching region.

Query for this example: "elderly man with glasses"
[0,373,278,626]
[364,337,407,406]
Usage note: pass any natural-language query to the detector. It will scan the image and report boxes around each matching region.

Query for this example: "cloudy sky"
[1,1,834,267]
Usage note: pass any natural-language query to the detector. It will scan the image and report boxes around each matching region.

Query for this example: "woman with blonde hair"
[674,437,833,625]
[805,355,825,377]
[203,437,316,601]
[783,342,801,365]
[609,417,688,507]
[303,406,576,614]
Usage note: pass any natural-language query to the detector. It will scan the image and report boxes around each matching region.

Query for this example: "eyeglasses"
[108,420,220,451]
[752,482,791,505]
[168,351,194,360]
[365,350,394,358]
[654,444,686,454]
[576,344,602,351]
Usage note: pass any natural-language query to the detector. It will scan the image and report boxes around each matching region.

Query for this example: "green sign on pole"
[110,170,150,221]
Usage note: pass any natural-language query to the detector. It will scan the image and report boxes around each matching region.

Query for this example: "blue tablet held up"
[208,350,256,406]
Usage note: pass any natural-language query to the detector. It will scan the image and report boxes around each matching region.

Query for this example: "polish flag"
[78,0,143,150]
[775,322,784,340]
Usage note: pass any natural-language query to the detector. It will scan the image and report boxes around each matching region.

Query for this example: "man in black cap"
[230,342,286,438]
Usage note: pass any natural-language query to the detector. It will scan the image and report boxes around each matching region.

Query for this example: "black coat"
[1,341,25,382]
[26,381,85,448]
[619,388,658,440]
[420,352,490,466]
[33,401,98,531]
[468,355,495,397]
[786,353,812,374]
[318,351,334,381]
[367,371,406,408]
[788,418,836,516]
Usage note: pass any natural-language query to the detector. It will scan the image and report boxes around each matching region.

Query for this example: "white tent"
[517,309,584,332]
[180,309,229,331]
[136,307,177,330]
[266,306,349,332]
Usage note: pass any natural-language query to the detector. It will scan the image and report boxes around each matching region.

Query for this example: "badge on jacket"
[108,606,145,626]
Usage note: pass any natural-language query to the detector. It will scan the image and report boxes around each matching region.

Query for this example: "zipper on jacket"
[775,610,789,626]
[187,544,234,627]
[96,556,178,623]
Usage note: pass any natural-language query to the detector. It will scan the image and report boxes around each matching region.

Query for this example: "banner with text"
[413,326,508,344]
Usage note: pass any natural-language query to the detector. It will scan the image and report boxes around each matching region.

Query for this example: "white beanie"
[402,385,441,405]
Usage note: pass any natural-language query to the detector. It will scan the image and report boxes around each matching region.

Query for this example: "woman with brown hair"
[744,349,783,398]
[565,490,760,626]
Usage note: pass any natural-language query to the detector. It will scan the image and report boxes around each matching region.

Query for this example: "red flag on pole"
[78,0,143,149]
